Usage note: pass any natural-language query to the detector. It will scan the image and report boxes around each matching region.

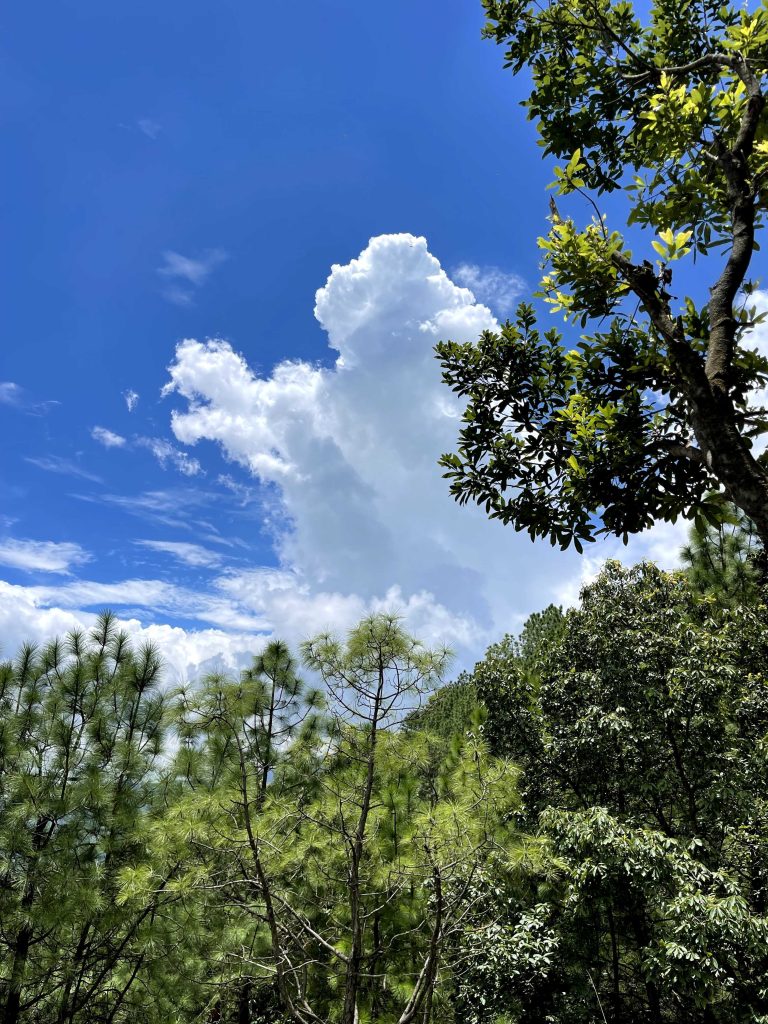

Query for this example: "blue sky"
[1,0,687,679]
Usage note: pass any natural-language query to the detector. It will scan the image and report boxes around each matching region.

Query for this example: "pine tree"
[680,502,762,608]
[0,612,172,1024]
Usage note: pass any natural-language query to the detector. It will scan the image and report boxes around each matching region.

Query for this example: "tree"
[437,0,768,550]
[151,639,322,1023]
[0,613,176,1024]
[680,500,762,606]
[463,561,768,1022]
[125,617,522,1024]
[403,673,481,739]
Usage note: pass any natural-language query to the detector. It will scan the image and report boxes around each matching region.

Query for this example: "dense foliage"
[438,0,768,549]
[469,559,768,1022]
[3,539,767,1023]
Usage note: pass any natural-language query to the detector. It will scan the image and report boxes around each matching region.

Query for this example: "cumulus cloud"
[136,539,223,568]
[554,518,691,608]
[0,580,261,683]
[0,235,697,679]
[92,425,127,448]
[162,234,585,652]
[740,288,768,457]
[452,263,526,317]
[0,538,91,575]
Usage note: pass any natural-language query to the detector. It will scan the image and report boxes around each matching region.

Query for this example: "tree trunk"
[3,925,32,1024]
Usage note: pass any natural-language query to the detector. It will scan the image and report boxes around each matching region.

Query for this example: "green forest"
[2,518,768,1023]
[5,0,768,1019]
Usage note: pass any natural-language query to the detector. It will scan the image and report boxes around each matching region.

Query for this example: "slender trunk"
[104,954,145,1024]
[606,906,621,1021]
[369,912,383,1020]
[55,922,92,1024]
[664,719,700,836]
[237,981,252,1024]
[3,819,51,1024]
[342,665,384,1024]
[3,924,32,1024]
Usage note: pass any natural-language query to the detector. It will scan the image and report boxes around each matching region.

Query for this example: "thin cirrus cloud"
[0,538,91,575]
[452,262,526,317]
[0,382,58,416]
[137,118,161,140]
[0,382,23,406]
[25,455,102,483]
[157,249,228,306]
[136,539,224,568]
[135,437,203,476]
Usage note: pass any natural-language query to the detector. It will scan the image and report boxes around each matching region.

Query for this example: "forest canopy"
[2,514,767,1023]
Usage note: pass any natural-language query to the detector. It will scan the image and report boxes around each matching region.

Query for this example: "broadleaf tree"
[463,561,768,1022]
[437,0,768,550]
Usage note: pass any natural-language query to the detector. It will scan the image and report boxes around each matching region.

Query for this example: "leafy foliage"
[466,561,768,1021]
[438,0,768,548]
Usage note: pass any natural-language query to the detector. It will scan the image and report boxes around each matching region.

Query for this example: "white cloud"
[741,288,768,457]
[123,389,140,412]
[0,581,261,683]
[92,425,127,448]
[162,233,582,654]
[0,382,23,406]
[452,263,526,317]
[26,456,102,483]
[554,518,690,608]
[136,437,203,476]
[0,566,475,684]
[0,383,58,416]
[138,118,161,140]
[136,539,223,568]
[0,538,91,575]
[0,235,699,681]
[157,249,227,305]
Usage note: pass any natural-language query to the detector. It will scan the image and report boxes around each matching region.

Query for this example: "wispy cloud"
[0,382,58,416]
[123,389,139,412]
[453,263,526,317]
[137,118,161,140]
[136,437,203,476]
[26,455,102,483]
[88,427,204,476]
[136,539,224,568]
[91,426,127,448]
[217,473,258,506]
[157,249,228,306]
[76,488,213,533]
[0,382,23,406]
[0,538,91,575]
